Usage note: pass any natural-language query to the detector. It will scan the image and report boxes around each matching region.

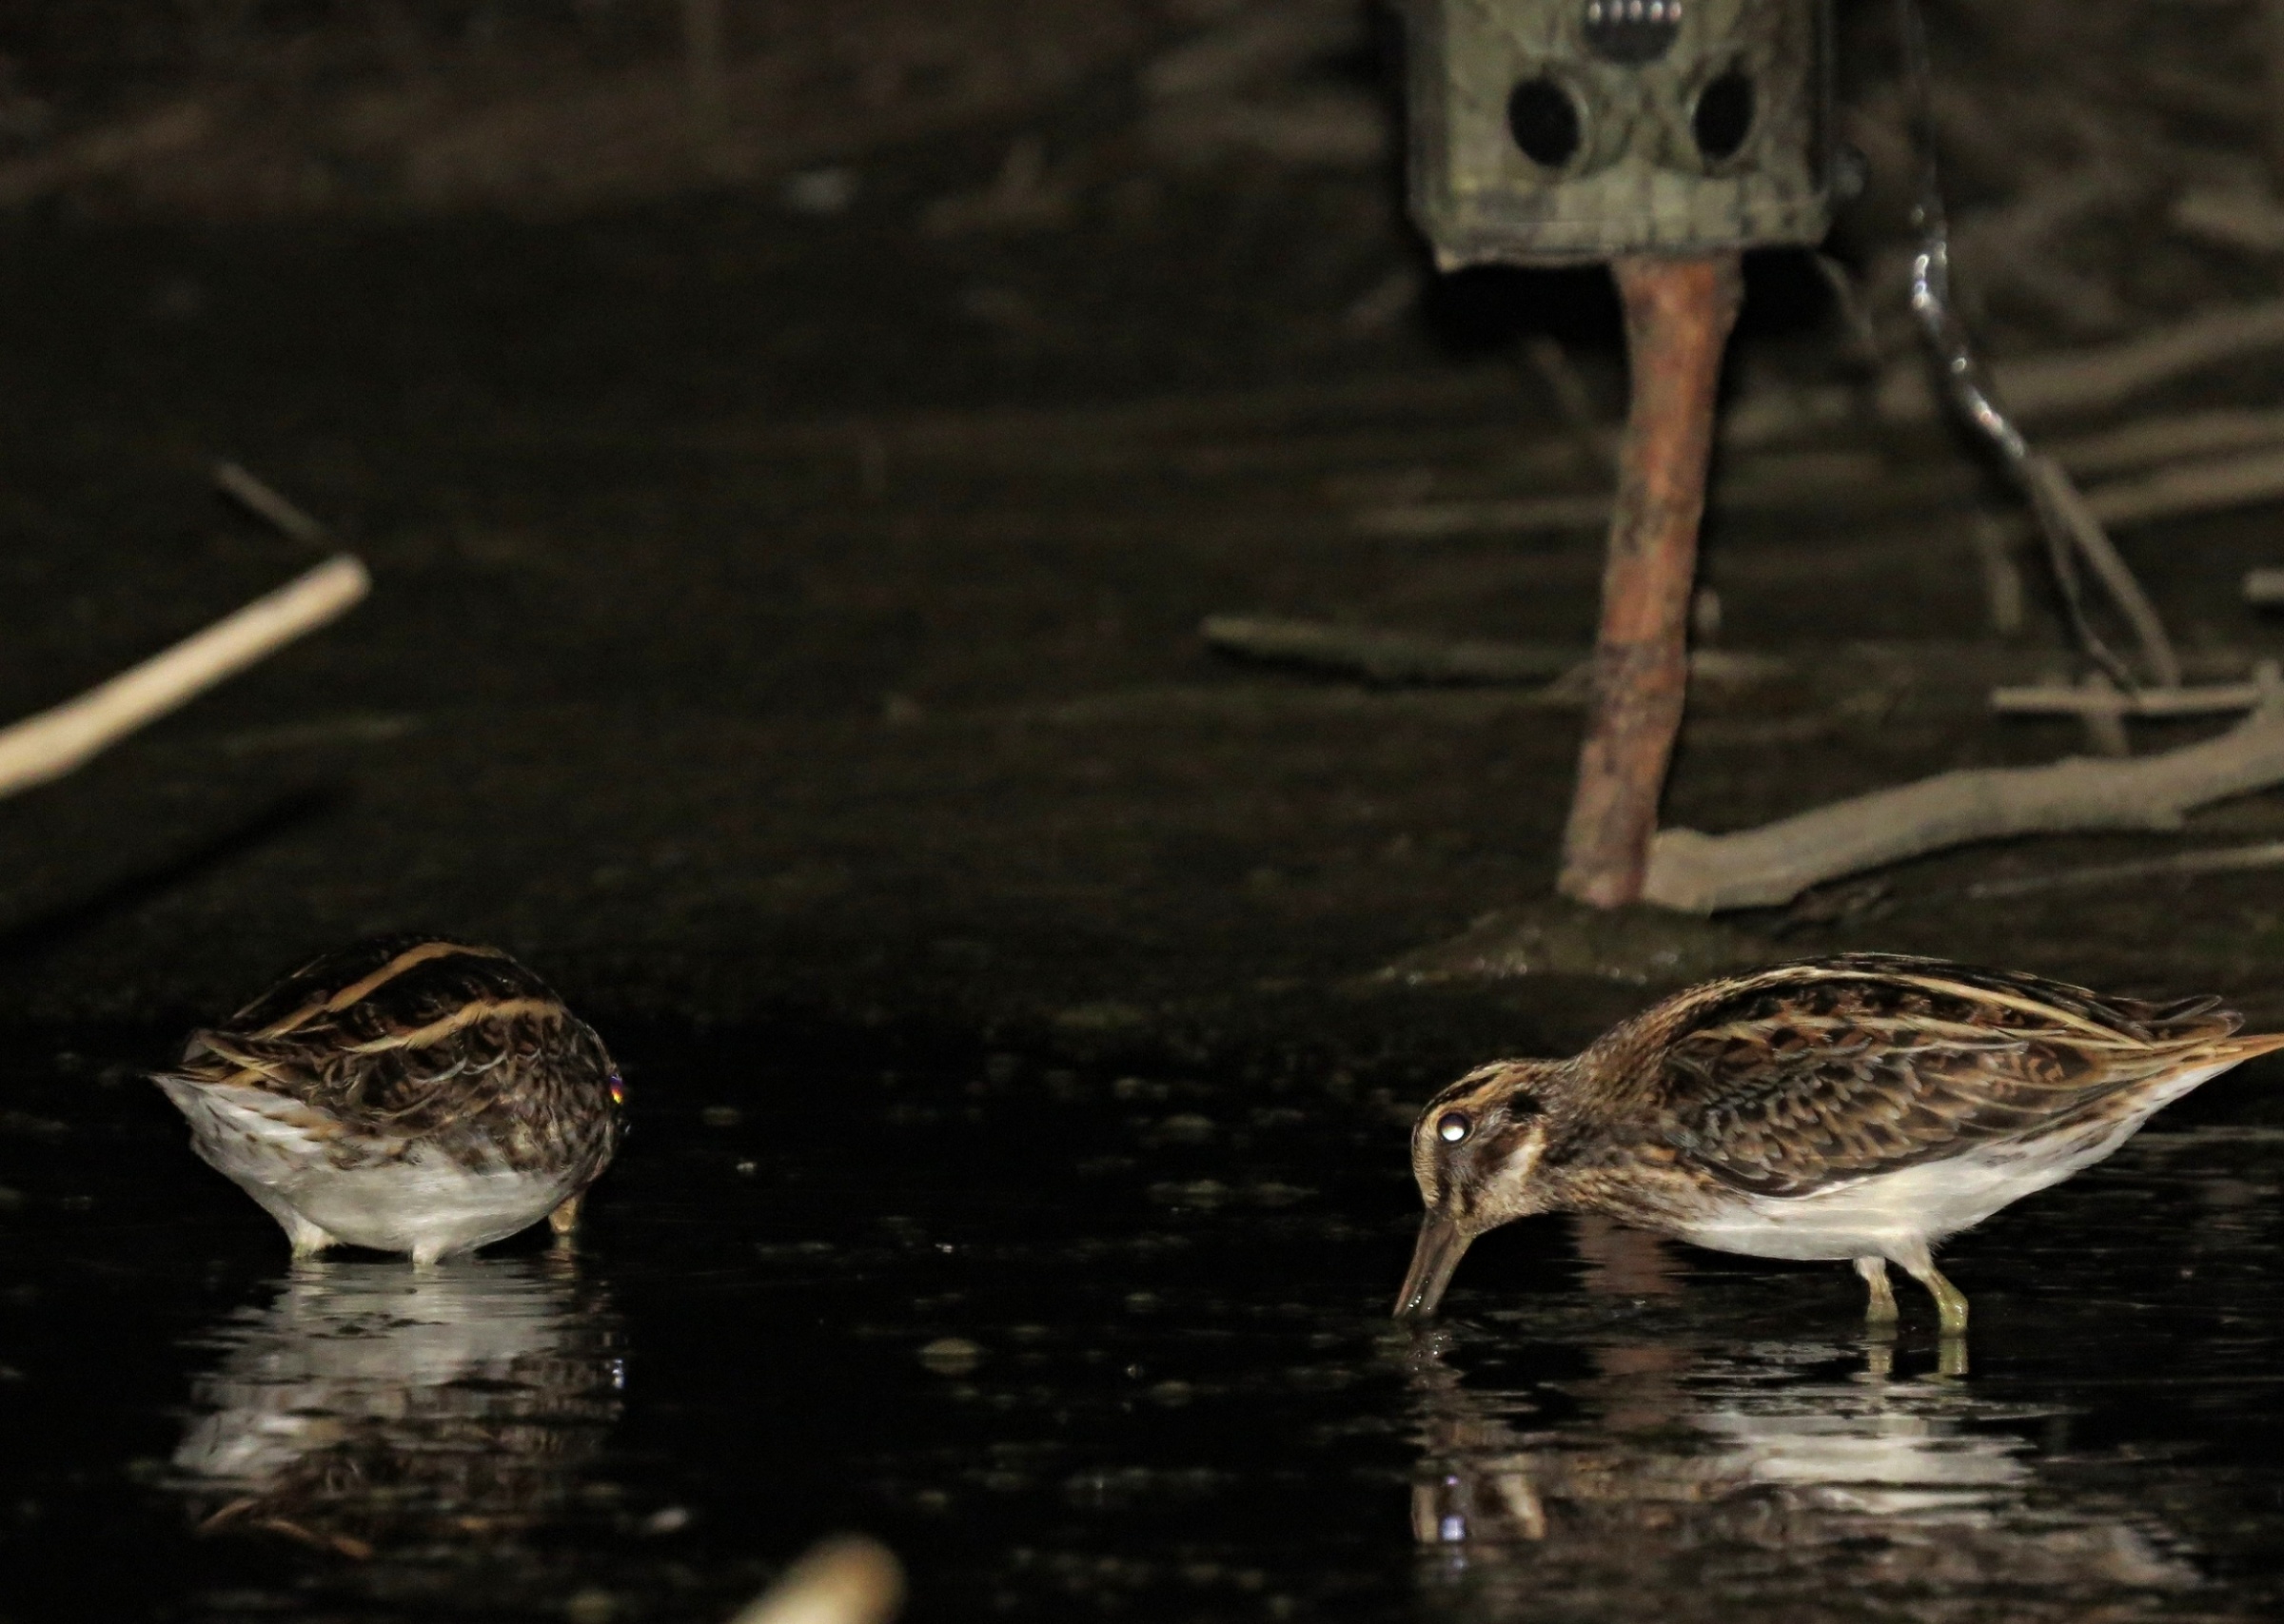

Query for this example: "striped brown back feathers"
[174,936,621,1179]
[1577,953,2265,1199]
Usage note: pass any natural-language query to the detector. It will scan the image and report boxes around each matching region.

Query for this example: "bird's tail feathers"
[152,1073,345,1165]
[2211,1030,2284,1066]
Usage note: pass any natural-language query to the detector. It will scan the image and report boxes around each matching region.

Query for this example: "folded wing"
[1623,954,2244,1198]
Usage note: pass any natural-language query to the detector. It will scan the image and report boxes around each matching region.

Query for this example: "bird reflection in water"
[1404,1219,2194,1619]
[170,1256,623,1561]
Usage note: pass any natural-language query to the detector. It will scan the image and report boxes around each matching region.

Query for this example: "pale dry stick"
[725,1536,903,1624]
[1355,452,1933,540]
[1723,299,2284,451]
[1967,841,2284,901]
[1364,432,2284,551]
[1201,614,1578,684]
[2173,186,2284,255]
[2056,408,2284,479]
[1993,661,2284,719]
[1875,297,2284,427]
[2081,443,2284,531]
[2073,674,2131,758]
[1640,696,2284,913]
[2020,455,2181,688]
[1354,492,1615,540]
[0,556,369,800]
[1198,613,1786,689]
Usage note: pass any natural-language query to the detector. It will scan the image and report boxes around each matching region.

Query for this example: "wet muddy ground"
[10,1028,2284,1623]
[6,190,2284,1051]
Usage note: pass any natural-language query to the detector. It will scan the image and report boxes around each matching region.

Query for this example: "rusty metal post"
[1556,253,1742,909]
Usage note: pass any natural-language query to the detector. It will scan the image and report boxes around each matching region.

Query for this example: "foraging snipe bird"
[1396,953,2284,1333]
[154,936,624,1264]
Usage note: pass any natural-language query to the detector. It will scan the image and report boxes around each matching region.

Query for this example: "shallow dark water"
[7,1028,2284,1622]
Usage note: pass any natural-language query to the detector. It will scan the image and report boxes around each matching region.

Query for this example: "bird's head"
[1394,1059,1563,1320]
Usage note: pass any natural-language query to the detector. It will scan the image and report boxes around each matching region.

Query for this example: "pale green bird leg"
[1855,1256,1898,1325]
[1897,1247,1970,1336]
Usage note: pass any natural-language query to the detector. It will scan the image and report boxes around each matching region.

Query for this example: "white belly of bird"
[1677,1061,2231,1264]
[274,1159,574,1262]
[159,1073,576,1263]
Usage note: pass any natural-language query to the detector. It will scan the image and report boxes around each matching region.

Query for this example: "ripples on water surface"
[5,1029,2284,1621]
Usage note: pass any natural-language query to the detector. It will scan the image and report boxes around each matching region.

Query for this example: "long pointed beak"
[1394,1213,1473,1320]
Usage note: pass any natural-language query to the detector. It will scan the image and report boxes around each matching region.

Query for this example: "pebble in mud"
[1155,1113,1215,1143]
[919,1337,985,1375]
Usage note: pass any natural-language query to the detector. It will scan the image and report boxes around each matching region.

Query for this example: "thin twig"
[2023,454,2181,686]
[1199,614,1785,690]
[1967,841,2284,899]
[1875,298,2284,428]
[1353,454,1952,538]
[1202,615,1577,683]
[2056,408,2284,479]
[2173,186,2284,254]
[1723,299,2284,450]
[2081,443,2284,532]
[214,462,330,548]
[1993,662,2284,718]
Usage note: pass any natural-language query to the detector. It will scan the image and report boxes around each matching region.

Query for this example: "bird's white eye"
[1437,1111,1471,1144]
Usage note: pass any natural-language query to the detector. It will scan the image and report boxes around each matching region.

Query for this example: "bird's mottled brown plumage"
[1581,954,2246,1198]
[156,935,624,1262]
[1399,953,2284,1332]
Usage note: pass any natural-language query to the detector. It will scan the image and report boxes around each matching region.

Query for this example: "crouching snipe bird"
[1396,953,2284,1334]
[155,936,624,1265]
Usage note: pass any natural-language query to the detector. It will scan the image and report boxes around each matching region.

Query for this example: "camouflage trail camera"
[1405,0,1834,266]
